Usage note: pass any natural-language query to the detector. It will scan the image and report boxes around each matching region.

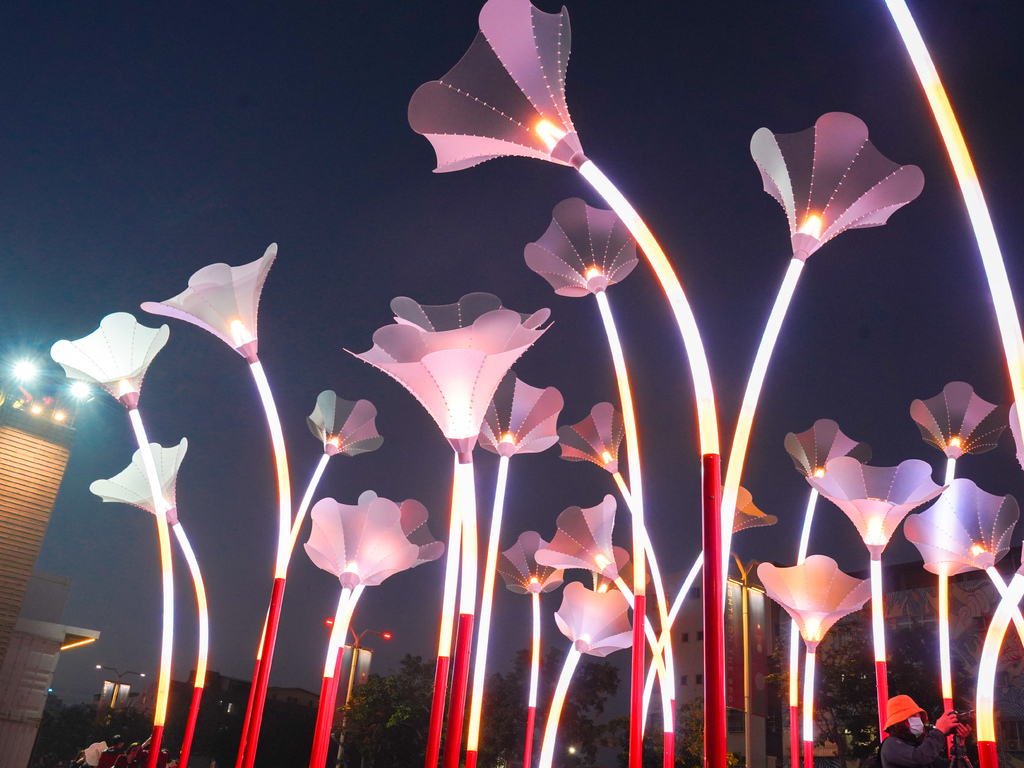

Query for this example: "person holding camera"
[880,695,972,768]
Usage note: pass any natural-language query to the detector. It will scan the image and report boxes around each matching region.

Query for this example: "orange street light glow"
[30,405,43,414]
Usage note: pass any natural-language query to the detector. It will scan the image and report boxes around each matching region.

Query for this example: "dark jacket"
[880,727,948,768]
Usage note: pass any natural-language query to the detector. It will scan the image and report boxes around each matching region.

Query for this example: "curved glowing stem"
[869,555,888,737]
[802,649,816,768]
[310,586,361,768]
[457,459,478,615]
[171,521,208,768]
[984,567,1024,643]
[538,647,583,768]
[790,488,819,760]
[721,258,805,594]
[248,360,293,578]
[938,572,952,706]
[884,0,1024,442]
[977,570,1024,748]
[288,453,332,557]
[612,577,667,693]
[944,457,957,486]
[530,591,542,707]
[466,455,510,755]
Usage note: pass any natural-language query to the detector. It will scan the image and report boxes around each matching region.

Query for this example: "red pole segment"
[702,453,726,768]
[978,741,998,768]
[145,725,164,768]
[442,613,476,768]
[803,739,813,768]
[790,705,800,768]
[310,646,345,768]
[425,655,450,768]
[523,704,536,768]
[242,576,287,768]
[629,594,646,768]
[664,700,674,768]
[234,653,263,768]
[874,659,889,742]
[179,685,204,767]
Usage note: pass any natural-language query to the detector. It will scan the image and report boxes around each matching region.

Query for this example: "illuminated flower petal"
[910,381,1007,459]
[751,113,924,260]
[398,498,446,566]
[1012,404,1024,471]
[304,491,439,589]
[498,531,564,595]
[525,198,638,297]
[784,419,871,478]
[141,244,276,362]
[757,555,871,649]
[733,487,778,532]
[50,313,169,407]
[904,478,1018,575]
[307,391,383,457]
[534,496,620,578]
[807,457,944,555]
[554,582,632,657]
[90,439,187,526]
[351,294,550,452]
[557,403,624,474]
[479,372,563,457]
[408,0,584,172]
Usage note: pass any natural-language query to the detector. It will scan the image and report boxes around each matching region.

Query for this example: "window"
[695,674,703,685]
[697,631,703,641]
[680,675,688,686]
[727,709,745,733]
[681,632,689,642]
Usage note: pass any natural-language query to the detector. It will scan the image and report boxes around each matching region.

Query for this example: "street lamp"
[332,627,391,768]
[95,666,146,710]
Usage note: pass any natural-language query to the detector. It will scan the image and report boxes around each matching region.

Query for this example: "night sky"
[3,0,1023,713]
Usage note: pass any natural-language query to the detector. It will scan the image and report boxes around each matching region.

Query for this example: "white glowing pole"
[537,647,583,768]
[441,457,479,768]
[465,453,511,768]
[984,567,1024,642]
[802,649,816,768]
[790,486,820,765]
[125,405,175,768]
[171,522,209,768]
[288,453,333,556]
[884,0,1024,444]
[309,585,363,768]
[869,556,888,738]
[524,589,542,768]
[425,455,464,768]
[976,569,1024,768]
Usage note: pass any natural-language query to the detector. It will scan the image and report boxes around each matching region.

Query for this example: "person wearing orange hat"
[880,695,971,768]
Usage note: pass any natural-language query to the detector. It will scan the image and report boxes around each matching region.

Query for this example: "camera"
[952,710,974,722]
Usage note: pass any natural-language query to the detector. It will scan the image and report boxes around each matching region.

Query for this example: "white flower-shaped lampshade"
[785,419,871,478]
[910,382,1007,459]
[140,244,276,363]
[751,113,924,261]
[498,531,565,595]
[408,0,583,172]
[90,439,188,525]
[524,198,638,296]
[557,403,624,474]
[733,487,778,532]
[554,582,632,657]
[534,496,621,578]
[478,372,563,458]
[307,391,384,457]
[351,294,550,459]
[904,478,1019,576]
[1012,404,1024,471]
[304,491,441,589]
[757,556,872,649]
[807,457,945,556]
[50,313,170,408]
[398,497,446,566]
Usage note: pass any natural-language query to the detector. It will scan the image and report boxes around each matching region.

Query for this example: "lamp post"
[333,628,391,768]
[95,665,145,711]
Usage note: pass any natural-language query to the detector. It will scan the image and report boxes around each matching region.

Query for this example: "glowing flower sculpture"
[904,478,1020,710]
[723,112,923,639]
[304,491,442,768]
[410,4,722,760]
[141,245,287,768]
[464,373,563,766]
[90,439,208,768]
[498,531,564,768]
[808,456,944,735]
[290,392,383,553]
[783,419,870,762]
[352,292,549,768]
[910,381,1007,484]
[757,556,871,768]
[538,582,632,768]
[51,313,176,768]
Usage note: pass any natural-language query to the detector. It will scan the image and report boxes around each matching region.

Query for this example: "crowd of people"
[71,736,177,768]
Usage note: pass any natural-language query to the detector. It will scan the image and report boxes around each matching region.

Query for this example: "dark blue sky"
[3,0,1022,708]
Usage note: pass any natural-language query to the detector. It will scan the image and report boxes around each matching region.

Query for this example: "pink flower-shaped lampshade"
[554,582,632,657]
[524,198,638,296]
[50,312,170,408]
[304,491,441,589]
[557,403,624,474]
[90,439,187,525]
[757,556,872,649]
[478,372,563,458]
[807,457,945,556]
[785,419,872,478]
[351,294,550,457]
[498,531,565,595]
[904,478,1019,576]
[1012,404,1024,471]
[910,382,1007,459]
[534,496,621,579]
[751,113,924,261]
[307,391,384,457]
[398,497,446,566]
[733,487,778,532]
[408,0,584,172]
[140,244,276,363]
